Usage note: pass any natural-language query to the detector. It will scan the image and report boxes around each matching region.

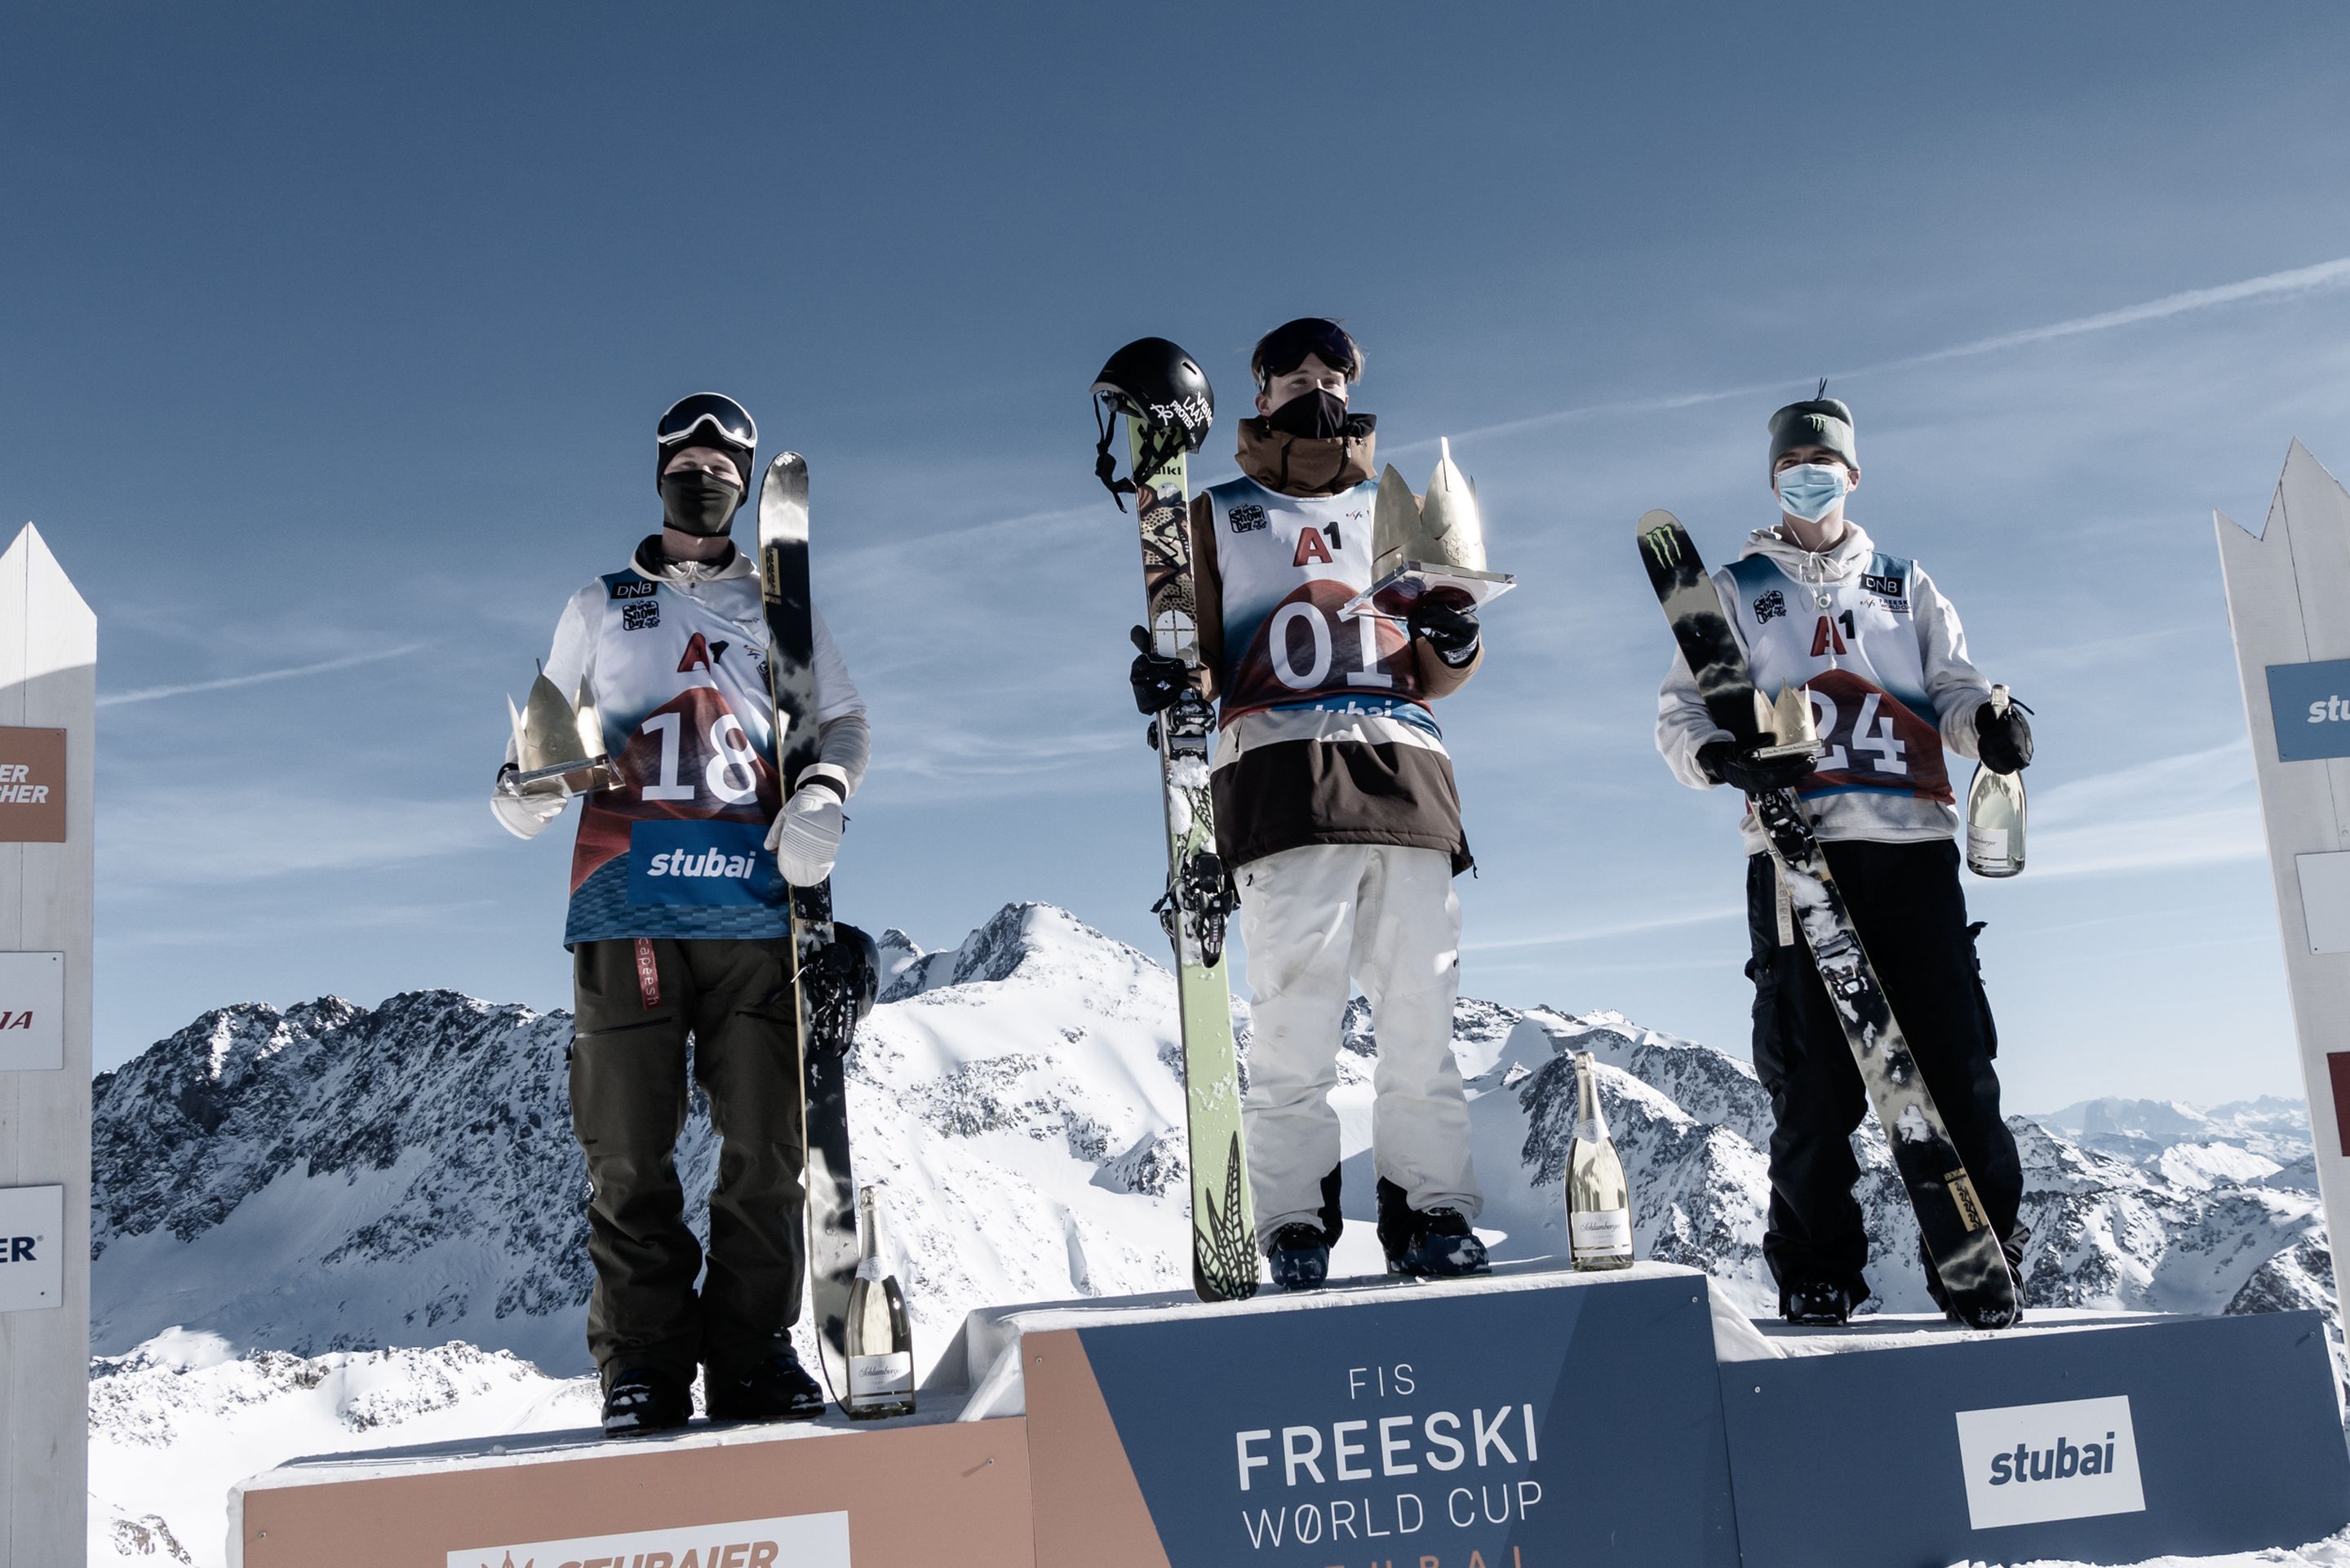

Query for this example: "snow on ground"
[82,902,2346,1567]
[1961,1530,2350,1568]
[88,1328,597,1566]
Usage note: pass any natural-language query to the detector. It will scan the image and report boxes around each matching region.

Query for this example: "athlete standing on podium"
[492,393,871,1435]
[1128,320,1490,1291]
[1653,391,2034,1326]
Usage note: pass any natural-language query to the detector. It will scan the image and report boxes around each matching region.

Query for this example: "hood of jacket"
[1235,414,1378,498]
[632,534,751,585]
[1738,521,1877,586]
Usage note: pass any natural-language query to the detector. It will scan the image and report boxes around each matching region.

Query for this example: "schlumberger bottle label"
[849,1352,914,1404]
[1570,1208,1633,1256]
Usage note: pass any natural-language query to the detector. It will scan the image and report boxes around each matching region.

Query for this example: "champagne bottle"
[1965,684,2028,879]
[1566,1051,1634,1270]
[844,1186,915,1420]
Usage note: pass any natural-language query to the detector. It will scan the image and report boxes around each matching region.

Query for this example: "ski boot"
[1375,1177,1489,1280]
[602,1366,693,1438]
[1385,1207,1490,1279]
[1267,1223,1331,1291]
[704,1350,827,1424]
[1779,1280,1854,1327]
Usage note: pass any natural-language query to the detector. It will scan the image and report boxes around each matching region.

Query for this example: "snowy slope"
[86,901,2339,1566]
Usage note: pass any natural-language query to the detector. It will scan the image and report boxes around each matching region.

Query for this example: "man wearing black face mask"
[1129,320,1490,1291]
[492,392,871,1436]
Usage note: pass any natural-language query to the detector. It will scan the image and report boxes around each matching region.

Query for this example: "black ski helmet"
[654,392,758,493]
[1091,338,1215,511]
[1091,338,1214,454]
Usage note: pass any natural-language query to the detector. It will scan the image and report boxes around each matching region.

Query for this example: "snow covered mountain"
[2032,1094,2315,1185]
[86,901,2337,1566]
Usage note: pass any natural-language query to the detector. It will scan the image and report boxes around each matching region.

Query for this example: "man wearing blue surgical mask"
[1654,390,2035,1328]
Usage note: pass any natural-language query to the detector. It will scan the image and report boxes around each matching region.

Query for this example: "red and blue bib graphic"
[1797,667,1952,804]
[1222,579,1421,723]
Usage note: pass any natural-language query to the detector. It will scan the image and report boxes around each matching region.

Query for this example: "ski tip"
[1636,508,1682,535]
[764,451,807,478]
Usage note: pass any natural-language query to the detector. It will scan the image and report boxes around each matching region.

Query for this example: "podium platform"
[231,1260,2350,1568]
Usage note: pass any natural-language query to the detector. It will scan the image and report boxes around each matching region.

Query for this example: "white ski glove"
[490,766,569,841]
[766,780,845,886]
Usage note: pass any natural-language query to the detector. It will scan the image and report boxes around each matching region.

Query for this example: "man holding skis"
[1654,391,2034,1326]
[492,392,871,1433]
[1129,318,1489,1291]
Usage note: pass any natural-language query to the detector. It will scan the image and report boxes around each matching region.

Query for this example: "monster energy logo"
[1642,525,1684,568]
[1195,1132,1260,1300]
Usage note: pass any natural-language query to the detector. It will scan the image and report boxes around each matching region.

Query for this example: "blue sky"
[7,3,2350,1110]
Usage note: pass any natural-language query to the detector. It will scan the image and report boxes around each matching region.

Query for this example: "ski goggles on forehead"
[1253,319,1360,387]
[655,392,757,451]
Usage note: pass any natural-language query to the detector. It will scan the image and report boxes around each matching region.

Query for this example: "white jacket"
[1656,522,1994,853]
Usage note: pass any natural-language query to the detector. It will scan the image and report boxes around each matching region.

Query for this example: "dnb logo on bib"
[627,819,783,907]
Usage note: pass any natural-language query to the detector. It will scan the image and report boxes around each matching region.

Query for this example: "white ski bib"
[1201,476,1427,726]
[1725,551,1953,806]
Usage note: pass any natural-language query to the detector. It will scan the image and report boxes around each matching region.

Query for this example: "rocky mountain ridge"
[93,901,2334,1370]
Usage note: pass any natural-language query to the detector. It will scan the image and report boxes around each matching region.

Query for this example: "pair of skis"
[755,454,878,1406]
[1637,510,2018,1328]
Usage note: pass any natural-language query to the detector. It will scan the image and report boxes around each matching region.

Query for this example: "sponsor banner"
[0,950,63,1071]
[626,820,782,908]
[1722,1309,2349,1568]
[1954,1394,2144,1529]
[446,1509,847,1568]
[0,1185,63,1313]
[0,727,66,843]
[1048,1271,1739,1567]
[2265,658,2350,760]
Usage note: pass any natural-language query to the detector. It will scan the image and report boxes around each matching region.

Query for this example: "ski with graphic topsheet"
[1111,414,1259,1302]
[1636,509,2018,1327]
[756,453,861,1402]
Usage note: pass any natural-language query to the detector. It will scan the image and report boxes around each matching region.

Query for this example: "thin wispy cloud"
[1900,255,2350,367]
[99,643,430,708]
[99,786,490,887]
[1462,902,1741,954]
[2020,742,2267,879]
[1414,255,2350,451]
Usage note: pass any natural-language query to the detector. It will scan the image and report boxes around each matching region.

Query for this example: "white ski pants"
[1237,842,1479,1245]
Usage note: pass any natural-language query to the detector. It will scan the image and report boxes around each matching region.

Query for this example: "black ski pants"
[570,936,805,1392]
[1745,839,2022,1306]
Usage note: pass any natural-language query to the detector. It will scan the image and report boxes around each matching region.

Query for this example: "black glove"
[1128,625,1188,714]
[1408,596,1481,668]
[1697,738,1816,795]
[1975,698,2034,774]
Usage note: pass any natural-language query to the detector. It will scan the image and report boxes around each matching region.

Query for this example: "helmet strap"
[1093,397,1135,512]
[1094,398,1185,514]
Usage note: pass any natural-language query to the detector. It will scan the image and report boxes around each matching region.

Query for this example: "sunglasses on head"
[1253,319,1360,388]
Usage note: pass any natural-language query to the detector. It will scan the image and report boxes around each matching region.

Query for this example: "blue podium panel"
[1075,1271,1740,1568]
[1723,1310,2350,1568]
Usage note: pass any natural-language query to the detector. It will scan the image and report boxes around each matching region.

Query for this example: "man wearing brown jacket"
[1130,318,1488,1290]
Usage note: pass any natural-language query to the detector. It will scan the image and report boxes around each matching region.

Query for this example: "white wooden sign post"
[2215,441,2350,1353]
[0,524,94,1565]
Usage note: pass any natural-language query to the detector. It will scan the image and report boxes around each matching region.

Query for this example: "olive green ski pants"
[570,936,805,1392]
